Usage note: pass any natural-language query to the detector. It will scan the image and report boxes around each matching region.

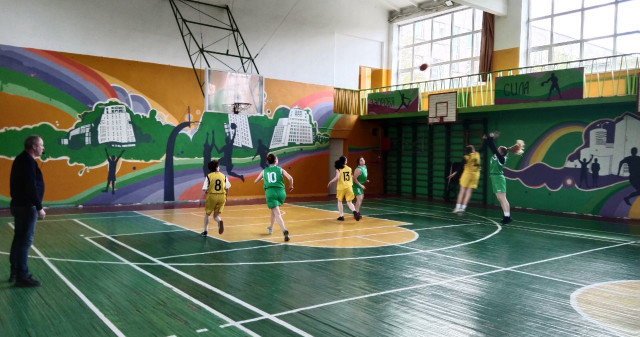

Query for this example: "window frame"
[396,7,483,85]
[527,0,639,66]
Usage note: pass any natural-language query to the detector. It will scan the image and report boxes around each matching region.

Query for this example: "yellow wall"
[493,47,520,72]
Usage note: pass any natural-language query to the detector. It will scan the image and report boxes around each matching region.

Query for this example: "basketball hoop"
[222,102,252,114]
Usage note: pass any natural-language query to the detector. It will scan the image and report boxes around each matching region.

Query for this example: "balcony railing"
[334,53,639,115]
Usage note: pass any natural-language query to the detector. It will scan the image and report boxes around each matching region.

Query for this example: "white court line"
[377,198,636,238]
[83,237,256,337]
[196,328,209,333]
[358,236,640,335]
[570,280,640,337]
[73,219,312,337]
[500,223,631,243]
[159,220,502,266]
[85,228,188,239]
[289,203,408,225]
[134,211,174,226]
[515,219,638,238]
[158,221,484,261]
[221,239,639,329]
[361,201,632,244]
[7,223,126,337]
[38,213,146,222]
[157,218,422,260]
[135,211,231,243]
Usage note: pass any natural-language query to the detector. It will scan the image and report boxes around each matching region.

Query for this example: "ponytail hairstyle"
[464,145,475,155]
[208,159,220,172]
[334,155,346,170]
[508,140,525,156]
[266,153,277,165]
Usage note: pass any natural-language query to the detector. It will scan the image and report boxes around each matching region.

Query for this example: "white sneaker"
[453,208,462,213]
[267,226,273,235]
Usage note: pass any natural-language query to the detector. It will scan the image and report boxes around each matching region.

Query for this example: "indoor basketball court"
[1,0,639,336]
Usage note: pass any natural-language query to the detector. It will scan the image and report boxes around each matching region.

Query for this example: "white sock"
[504,212,510,217]
[461,205,467,210]
[455,204,461,209]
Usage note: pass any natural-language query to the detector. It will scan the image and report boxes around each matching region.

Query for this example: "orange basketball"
[419,63,428,71]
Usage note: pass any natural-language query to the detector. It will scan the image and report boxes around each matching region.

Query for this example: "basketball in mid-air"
[419,63,428,71]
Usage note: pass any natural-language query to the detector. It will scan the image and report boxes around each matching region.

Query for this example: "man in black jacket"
[9,135,46,287]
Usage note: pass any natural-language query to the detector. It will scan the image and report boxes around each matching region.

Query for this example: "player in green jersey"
[483,132,524,225]
[254,153,294,241]
[352,156,369,217]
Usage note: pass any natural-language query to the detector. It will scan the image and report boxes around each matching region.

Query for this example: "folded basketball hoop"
[222,102,252,114]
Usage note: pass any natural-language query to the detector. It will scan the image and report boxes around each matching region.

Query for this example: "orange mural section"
[0,157,159,201]
[0,92,77,129]
[61,52,204,122]
[264,78,332,116]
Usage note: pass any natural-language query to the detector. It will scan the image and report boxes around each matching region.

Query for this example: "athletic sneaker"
[15,276,40,288]
[218,220,224,234]
[8,272,16,283]
[267,226,273,235]
[353,211,361,221]
[283,230,290,242]
[453,208,462,213]
[337,216,345,221]
[501,216,512,225]
[200,231,208,237]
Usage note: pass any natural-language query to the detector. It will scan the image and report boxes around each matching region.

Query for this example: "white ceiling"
[381,0,508,18]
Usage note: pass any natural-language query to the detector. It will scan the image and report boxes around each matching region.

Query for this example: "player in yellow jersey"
[447,145,481,214]
[198,160,230,236]
[327,156,361,221]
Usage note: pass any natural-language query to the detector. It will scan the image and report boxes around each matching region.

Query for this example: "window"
[528,0,640,65]
[397,7,483,84]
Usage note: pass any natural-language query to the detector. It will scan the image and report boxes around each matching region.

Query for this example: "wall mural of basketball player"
[213,123,244,182]
[591,158,600,187]
[618,147,640,206]
[252,139,270,169]
[577,155,593,188]
[395,91,411,112]
[541,72,562,100]
[104,148,125,194]
[202,132,214,177]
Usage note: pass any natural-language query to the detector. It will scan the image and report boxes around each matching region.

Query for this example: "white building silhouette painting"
[226,114,252,148]
[567,114,640,176]
[269,108,314,149]
[98,105,136,145]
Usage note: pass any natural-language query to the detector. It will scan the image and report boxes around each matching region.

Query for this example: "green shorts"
[353,185,364,197]
[490,175,506,194]
[265,188,286,209]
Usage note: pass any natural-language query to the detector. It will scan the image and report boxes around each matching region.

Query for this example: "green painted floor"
[1,198,638,336]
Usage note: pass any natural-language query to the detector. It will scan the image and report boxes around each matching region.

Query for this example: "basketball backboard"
[428,92,457,124]
[205,69,264,115]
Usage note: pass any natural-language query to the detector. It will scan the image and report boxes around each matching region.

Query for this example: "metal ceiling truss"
[169,0,259,96]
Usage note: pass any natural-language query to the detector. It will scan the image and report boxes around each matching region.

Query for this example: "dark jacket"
[10,151,44,210]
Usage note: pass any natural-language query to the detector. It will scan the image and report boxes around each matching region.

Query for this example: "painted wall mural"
[0,44,345,207]
[498,110,640,219]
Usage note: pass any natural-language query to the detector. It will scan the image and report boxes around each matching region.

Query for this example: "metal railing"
[334,53,640,115]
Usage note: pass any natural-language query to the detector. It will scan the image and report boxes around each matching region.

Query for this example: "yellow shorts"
[205,193,226,214]
[459,172,480,189]
[336,187,355,202]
